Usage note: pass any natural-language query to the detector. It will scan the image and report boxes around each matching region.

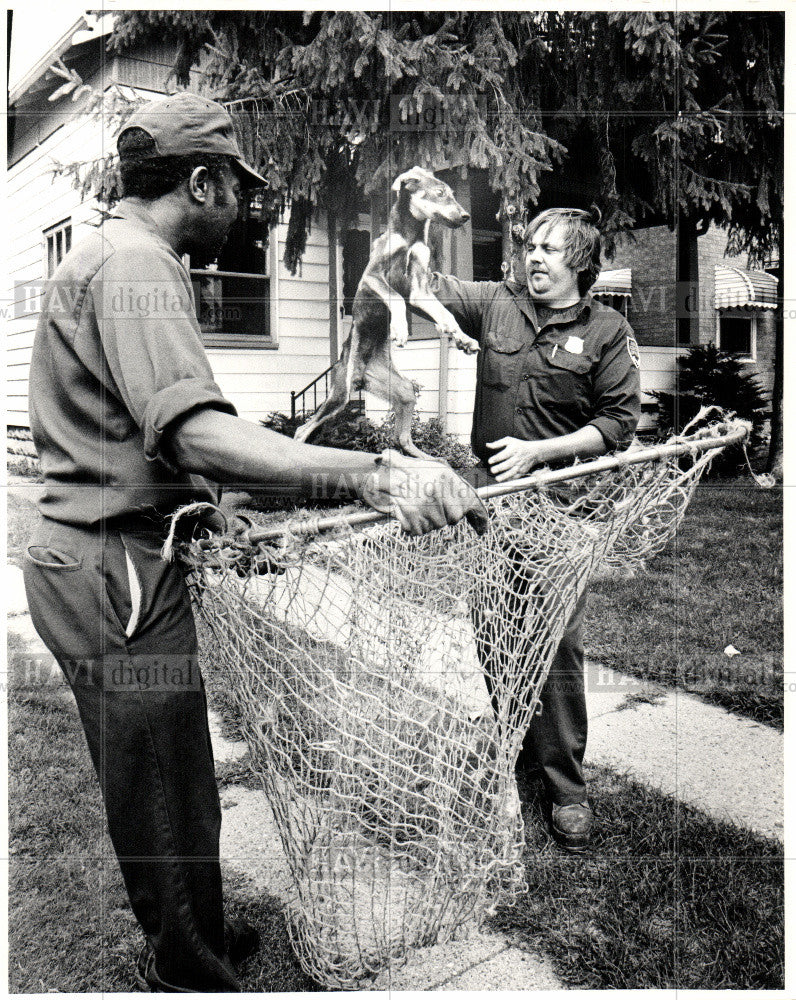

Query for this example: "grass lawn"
[500,774,782,989]
[8,653,783,991]
[6,474,783,990]
[5,475,44,568]
[7,645,318,992]
[587,480,783,727]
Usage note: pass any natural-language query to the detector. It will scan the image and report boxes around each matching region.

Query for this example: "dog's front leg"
[407,245,480,354]
[361,273,410,347]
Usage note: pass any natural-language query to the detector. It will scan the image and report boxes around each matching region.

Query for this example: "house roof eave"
[9,12,115,108]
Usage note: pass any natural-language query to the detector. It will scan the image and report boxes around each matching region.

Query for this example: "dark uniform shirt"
[29,199,237,525]
[429,275,641,465]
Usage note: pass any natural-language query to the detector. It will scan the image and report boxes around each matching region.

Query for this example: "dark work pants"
[474,571,590,808]
[517,586,589,806]
[23,515,239,992]
[466,465,589,807]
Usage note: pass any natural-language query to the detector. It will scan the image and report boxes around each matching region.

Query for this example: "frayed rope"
[160,502,226,562]
[675,407,773,488]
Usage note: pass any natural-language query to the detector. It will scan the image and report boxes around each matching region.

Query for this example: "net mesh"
[173,419,745,987]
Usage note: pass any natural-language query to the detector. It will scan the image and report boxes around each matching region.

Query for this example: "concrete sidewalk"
[209,714,563,991]
[586,675,783,841]
[207,668,783,989]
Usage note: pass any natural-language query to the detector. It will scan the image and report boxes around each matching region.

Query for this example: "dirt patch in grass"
[587,482,782,727]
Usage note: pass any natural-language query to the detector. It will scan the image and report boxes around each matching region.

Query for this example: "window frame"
[716,310,757,363]
[188,215,279,350]
[43,217,72,278]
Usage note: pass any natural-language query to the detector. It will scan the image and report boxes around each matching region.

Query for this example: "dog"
[293,166,480,460]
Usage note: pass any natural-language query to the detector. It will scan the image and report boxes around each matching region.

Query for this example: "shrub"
[650,344,770,474]
[261,411,476,471]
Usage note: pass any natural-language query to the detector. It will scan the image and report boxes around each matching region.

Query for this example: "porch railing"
[290,364,364,423]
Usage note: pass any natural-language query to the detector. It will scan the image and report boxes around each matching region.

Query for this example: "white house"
[7,16,346,437]
[7,14,778,459]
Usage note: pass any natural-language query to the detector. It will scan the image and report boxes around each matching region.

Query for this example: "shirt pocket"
[482,331,525,389]
[546,346,594,376]
[526,344,595,415]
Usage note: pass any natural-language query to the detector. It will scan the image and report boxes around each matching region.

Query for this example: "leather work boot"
[134,920,258,992]
[550,801,594,852]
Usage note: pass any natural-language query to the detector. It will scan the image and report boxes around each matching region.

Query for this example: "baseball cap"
[118,92,267,189]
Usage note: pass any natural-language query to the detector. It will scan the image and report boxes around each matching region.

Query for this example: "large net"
[172,418,747,988]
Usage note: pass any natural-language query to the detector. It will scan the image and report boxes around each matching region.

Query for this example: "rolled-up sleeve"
[141,378,236,461]
[587,322,641,450]
[92,244,236,462]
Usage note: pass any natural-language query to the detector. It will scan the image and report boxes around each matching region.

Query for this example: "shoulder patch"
[626,335,640,369]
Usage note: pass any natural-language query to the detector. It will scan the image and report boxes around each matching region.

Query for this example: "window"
[472,229,504,281]
[190,192,272,347]
[44,218,72,277]
[717,313,756,360]
[469,170,504,281]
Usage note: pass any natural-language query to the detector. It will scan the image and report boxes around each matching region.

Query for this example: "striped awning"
[714,264,778,310]
[591,268,632,297]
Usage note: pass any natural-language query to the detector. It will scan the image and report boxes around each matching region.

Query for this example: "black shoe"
[135,941,196,993]
[224,918,260,965]
[135,941,160,992]
[135,941,155,993]
[135,936,246,992]
[550,801,594,853]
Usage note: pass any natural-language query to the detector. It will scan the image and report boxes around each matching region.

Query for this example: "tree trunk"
[766,262,783,478]
[327,210,340,366]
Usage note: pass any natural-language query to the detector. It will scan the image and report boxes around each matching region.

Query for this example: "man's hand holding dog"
[436,314,479,354]
[362,449,488,535]
[447,327,480,354]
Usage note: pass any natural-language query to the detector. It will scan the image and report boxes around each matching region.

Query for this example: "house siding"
[7,74,115,428]
[208,216,333,422]
[8,37,336,432]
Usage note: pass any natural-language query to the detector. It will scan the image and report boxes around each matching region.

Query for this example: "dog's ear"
[391,166,434,193]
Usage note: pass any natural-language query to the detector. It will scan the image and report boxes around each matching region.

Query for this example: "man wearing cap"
[23,93,486,992]
[429,207,641,851]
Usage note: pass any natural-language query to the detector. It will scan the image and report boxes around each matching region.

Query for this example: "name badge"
[563,336,584,355]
